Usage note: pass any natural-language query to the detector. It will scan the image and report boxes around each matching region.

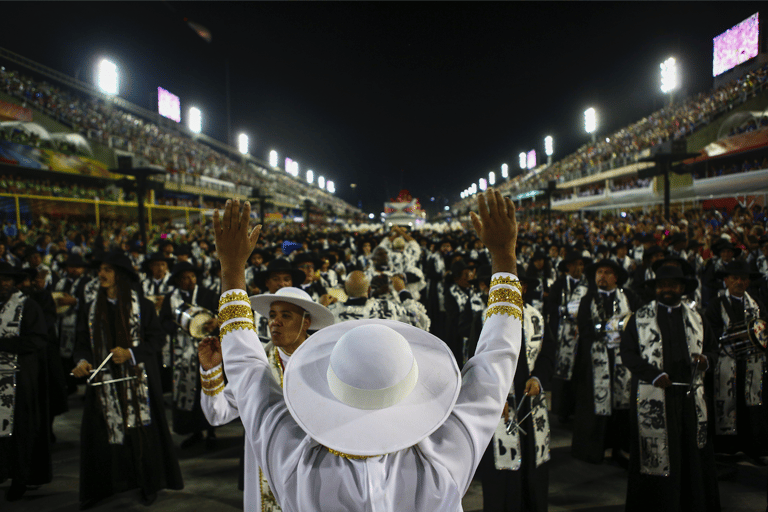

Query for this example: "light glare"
[188,107,202,134]
[306,170,314,184]
[269,150,278,167]
[238,134,249,155]
[489,171,495,185]
[585,108,597,134]
[327,180,335,193]
[318,176,325,189]
[501,163,508,178]
[660,57,678,93]
[544,136,554,156]
[97,59,118,95]
[519,152,526,169]
[479,178,488,191]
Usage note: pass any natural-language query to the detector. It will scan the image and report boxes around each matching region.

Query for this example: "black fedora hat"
[0,261,27,280]
[712,240,742,258]
[93,251,139,282]
[715,260,761,280]
[292,252,320,268]
[665,233,687,246]
[642,245,665,261]
[170,261,201,282]
[142,252,175,273]
[587,259,629,287]
[557,249,593,272]
[253,258,306,290]
[63,253,89,268]
[651,257,696,278]
[517,269,540,288]
[646,265,698,295]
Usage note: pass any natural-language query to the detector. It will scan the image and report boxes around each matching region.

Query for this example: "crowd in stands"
[727,116,768,136]
[0,65,358,216]
[693,155,768,179]
[0,126,89,156]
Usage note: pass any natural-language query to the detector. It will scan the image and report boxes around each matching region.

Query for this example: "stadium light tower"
[318,176,326,189]
[188,107,202,134]
[306,170,314,184]
[519,152,526,169]
[489,171,496,186]
[479,178,488,191]
[544,135,554,166]
[269,150,278,168]
[585,108,597,143]
[501,163,508,179]
[238,133,249,155]
[97,59,118,95]
[327,180,335,194]
[660,57,678,106]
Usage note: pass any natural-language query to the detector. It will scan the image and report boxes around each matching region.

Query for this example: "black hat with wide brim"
[517,269,540,288]
[0,261,28,281]
[715,260,762,280]
[586,259,629,287]
[170,261,203,282]
[557,250,593,273]
[142,252,175,274]
[646,265,698,295]
[651,257,696,278]
[92,251,140,282]
[253,258,306,290]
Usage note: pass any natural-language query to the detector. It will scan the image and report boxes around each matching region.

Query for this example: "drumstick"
[686,363,698,396]
[89,375,137,387]
[87,352,113,384]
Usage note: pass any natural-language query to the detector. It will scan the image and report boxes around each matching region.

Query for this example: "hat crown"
[330,325,415,391]
[273,287,312,302]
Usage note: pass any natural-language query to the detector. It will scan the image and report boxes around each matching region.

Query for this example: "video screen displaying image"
[713,12,759,77]
[158,87,181,123]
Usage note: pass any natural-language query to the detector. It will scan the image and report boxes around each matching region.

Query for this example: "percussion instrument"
[174,303,216,339]
[561,300,580,321]
[595,313,631,335]
[719,318,767,360]
[51,292,70,315]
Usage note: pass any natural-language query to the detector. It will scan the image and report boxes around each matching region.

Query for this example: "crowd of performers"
[0,204,767,511]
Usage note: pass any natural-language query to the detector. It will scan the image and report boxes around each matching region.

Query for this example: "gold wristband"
[200,366,223,381]
[490,276,522,291]
[488,288,523,309]
[485,304,523,322]
[202,385,224,396]
[219,320,256,340]
[200,375,224,389]
[219,305,254,323]
[219,291,249,309]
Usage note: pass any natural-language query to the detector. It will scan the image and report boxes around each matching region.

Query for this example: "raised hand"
[213,199,262,292]
[470,189,518,275]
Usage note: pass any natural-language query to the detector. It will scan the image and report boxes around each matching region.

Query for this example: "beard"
[657,291,682,307]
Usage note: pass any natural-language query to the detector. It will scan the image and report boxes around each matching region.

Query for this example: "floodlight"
[660,57,678,93]
[444,206,450,211]
[188,107,202,134]
[519,152,526,169]
[527,150,536,170]
[306,170,314,184]
[479,178,488,191]
[489,171,496,185]
[327,181,335,194]
[369,213,375,219]
[501,163,509,178]
[238,134,249,155]
[318,176,325,189]
[585,108,597,134]
[545,136,554,156]
[97,59,118,95]
[269,150,278,167]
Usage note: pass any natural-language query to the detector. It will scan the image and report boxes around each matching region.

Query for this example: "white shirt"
[220,272,522,512]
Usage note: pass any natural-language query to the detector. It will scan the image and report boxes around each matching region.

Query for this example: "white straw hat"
[250,287,335,330]
[283,319,461,456]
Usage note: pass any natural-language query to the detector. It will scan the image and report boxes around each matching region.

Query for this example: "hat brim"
[250,293,335,330]
[557,256,593,273]
[646,276,699,295]
[252,268,306,290]
[715,269,762,280]
[283,319,461,456]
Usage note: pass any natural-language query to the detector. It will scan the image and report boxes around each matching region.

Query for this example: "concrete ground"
[2,390,766,512]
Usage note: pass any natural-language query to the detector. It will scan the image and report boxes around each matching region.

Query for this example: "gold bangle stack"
[219,291,250,310]
[487,288,524,309]
[219,321,256,340]
[219,305,254,323]
[201,367,225,396]
[485,304,523,322]
[490,276,522,291]
[485,283,523,321]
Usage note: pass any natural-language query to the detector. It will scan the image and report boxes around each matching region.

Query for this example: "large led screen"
[158,87,181,123]
[713,13,760,77]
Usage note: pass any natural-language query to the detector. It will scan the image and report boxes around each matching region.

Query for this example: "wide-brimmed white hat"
[283,319,461,456]
[250,287,335,330]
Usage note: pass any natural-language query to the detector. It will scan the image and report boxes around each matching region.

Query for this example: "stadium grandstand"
[0,47,362,232]
[450,61,768,218]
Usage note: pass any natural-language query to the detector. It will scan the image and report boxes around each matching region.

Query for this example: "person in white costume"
[198,286,334,512]
[206,189,522,512]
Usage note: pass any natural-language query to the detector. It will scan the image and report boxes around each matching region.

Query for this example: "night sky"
[0,2,764,215]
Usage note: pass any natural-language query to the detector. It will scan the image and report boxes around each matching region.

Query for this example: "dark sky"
[0,2,764,214]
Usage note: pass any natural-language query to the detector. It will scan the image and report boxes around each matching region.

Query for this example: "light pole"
[544,135,554,166]
[501,163,508,179]
[585,108,597,144]
[660,57,678,107]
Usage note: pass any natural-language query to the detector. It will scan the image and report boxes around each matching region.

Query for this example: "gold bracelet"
[325,446,382,460]
[488,288,523,309]
[485,304,523,322]
[219,320,256,340]
[219,305,254,323]
[219,291,250,309]
[490,276,522,291]
[200,366,223,381]
[200,375,224,389]
[202,385,224,396]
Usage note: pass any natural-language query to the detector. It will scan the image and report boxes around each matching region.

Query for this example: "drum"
[51,292,70,315]
[720,318,768,360]
[174,303,215,339]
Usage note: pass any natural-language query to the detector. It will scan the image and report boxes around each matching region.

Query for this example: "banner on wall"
[0,100,33,122]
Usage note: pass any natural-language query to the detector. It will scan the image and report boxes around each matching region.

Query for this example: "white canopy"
[0,121,52,140]
[51,132,93,156]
